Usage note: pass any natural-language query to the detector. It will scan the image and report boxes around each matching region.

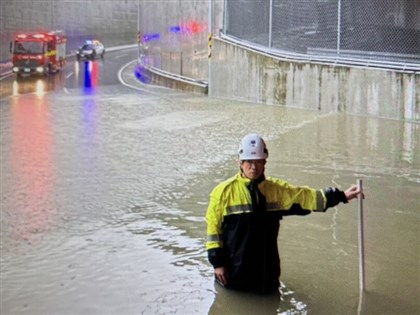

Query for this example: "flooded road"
[1,72,419,315]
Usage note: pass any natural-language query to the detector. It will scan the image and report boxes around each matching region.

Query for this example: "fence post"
[336,0,342,56]
[269,0,273,48]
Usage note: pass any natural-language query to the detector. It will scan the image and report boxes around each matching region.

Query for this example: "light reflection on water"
[1,90,419,315]
[8,73,65,97]
[5,95,56,248]
[35,79,45,97]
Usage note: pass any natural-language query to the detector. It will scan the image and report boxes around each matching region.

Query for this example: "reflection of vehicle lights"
[170,21,204,34]
[10,93,55,243]
[143,33,160,42]
[170,26,181,33]
[83,61,98,88]
[36,80,45,96]
[36,67,44,73]
[84,61,92,88]
[135,65,151,84]
[12,81,18,96]
[74,61,80,75]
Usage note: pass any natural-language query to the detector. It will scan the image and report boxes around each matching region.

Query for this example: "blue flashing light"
[169,21,204,35]
[143,33,160,42]
[170,26,181,33]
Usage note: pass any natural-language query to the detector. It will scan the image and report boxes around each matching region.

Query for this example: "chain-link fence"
[224,0,420,71]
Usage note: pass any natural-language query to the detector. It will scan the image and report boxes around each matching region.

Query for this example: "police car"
[76,40,105,60]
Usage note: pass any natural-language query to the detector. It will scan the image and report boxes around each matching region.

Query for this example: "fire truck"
[10,30,67,77]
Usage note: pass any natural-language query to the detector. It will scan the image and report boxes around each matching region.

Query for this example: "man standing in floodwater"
[205,133,362,294]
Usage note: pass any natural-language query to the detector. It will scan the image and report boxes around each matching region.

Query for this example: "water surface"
[1,88,419,315]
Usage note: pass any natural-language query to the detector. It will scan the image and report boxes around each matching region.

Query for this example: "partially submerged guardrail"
[136,59,208,95]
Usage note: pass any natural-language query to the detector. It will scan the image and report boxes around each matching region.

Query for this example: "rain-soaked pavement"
[1,60,419,315]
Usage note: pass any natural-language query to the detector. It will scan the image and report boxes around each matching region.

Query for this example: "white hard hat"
[238,133,268,160]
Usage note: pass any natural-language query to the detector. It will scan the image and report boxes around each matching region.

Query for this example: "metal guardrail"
[221,34,420,73]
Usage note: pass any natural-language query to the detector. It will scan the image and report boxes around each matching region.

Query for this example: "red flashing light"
[188,21,203,33]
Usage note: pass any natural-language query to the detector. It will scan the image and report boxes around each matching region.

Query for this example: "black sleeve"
[323,187,348,209]
[208,248,225,268]
[282,203,311,216]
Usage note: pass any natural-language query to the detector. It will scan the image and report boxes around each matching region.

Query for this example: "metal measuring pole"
[357,179,365,291]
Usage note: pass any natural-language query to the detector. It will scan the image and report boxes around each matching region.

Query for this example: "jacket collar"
[236,172,265,184]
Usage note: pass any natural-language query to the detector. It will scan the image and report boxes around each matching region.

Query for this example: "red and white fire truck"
[10,30,67,77]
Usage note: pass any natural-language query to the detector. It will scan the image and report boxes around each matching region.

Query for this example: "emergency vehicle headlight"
[12,67,19,73]
[36,67,44,73]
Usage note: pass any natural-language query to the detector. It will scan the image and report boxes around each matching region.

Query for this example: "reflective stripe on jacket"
[206,172,326,251]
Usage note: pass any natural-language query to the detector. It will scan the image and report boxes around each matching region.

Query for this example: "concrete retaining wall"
[210,37,419,121]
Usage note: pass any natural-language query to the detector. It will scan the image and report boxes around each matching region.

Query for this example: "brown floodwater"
[1,87,419,315]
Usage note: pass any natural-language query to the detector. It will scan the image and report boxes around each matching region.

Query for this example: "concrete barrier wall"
[210,37,419,121]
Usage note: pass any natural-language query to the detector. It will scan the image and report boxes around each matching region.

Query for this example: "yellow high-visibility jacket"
[206,172,347,293]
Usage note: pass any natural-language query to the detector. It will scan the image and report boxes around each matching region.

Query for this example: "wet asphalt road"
[1,46,140,96]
